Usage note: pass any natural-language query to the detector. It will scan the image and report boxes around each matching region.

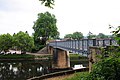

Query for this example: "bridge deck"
[48,39,118,56]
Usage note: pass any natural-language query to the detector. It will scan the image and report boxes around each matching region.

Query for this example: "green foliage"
[96,33,108,39]
[87,31,96,39]
[87,34,96,39]
[0,54,35,59]
[33,11,59,50]
[0,32,34,52]
[111,26,120,45]
[0,33,13,52]
[13,31,34,52]
[72,32,83,40]
[70,54,87,59]
[87,46,120,80]
[64,72,89,80]
[85,26,120,80]
[39,0,54,8]
[87,32,113,39]
[33,12,59,39]
[64,34,73,38]
[64,32,83,40]
[87,32,96,39]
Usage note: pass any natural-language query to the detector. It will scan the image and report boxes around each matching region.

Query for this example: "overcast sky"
[0,0,120,38]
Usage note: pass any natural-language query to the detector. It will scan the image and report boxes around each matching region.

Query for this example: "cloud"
[0,0,42,35]
[1,0,120,37]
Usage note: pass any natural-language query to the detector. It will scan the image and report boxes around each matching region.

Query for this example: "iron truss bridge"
[48,39,118,56]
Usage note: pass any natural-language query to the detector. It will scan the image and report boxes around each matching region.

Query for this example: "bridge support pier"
[89,47,102,72]
[52,48,70,69]
[48,46,54,55]
[89,46,119,72]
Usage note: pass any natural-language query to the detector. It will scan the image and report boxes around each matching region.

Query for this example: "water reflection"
[0,60,52,80]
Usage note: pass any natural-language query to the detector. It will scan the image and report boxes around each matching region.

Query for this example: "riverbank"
[45,74,74,80]
[27,68,89,80]
[0,54,34,60]
[0,53,52,60]
[46,71,89,80]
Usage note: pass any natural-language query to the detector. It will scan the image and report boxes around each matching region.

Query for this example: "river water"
[0,60,53,80]
[0,59,88,80]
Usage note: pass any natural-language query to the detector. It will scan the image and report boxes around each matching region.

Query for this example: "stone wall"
[88,47,103,72]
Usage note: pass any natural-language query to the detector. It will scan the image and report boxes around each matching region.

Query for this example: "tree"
[87,34,96,39]
[97,33,108,39]
[33,11,59,47]
[87,32,96,39]
[111,26,120,45]
[107,34,115,39]
[39,0,54,8]
[64,34,73,39]
[13,31,34,52]
[0,33,13,52]
[72,32,83,40]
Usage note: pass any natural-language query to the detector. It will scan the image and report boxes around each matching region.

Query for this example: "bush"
[87,46,120,80]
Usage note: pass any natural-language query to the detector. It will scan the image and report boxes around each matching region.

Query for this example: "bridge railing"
[48,39,118,56]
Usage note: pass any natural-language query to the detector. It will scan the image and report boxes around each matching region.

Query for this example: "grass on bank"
[47,72,89,80]
[0,54,35,59]
[64,72,89,80]
[70,53,88,60]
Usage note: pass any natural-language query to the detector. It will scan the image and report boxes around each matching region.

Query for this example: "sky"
[0,0,120,38]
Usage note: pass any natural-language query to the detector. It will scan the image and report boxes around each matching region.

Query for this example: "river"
[0,60,53,80]
[0,58,88,80]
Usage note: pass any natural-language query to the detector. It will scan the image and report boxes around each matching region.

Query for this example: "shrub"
[87,46,120,80]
